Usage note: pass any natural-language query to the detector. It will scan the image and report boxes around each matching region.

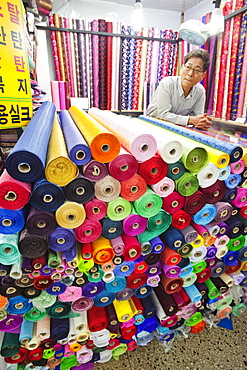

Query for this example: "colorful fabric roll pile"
[48,14,178,111]
[2,102,247,370]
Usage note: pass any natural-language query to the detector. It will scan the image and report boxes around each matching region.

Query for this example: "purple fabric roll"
[122,214,147,236]
[218,222,230,236]
[71,297,94,312]
[206,246,217,259]
[26,207,57,236]
[206,257,218,269]
[145,263,162,277]
[162,264,181,278]
[210,260,227,278]
[214,202,233,223]
[0,314,23,332]
[82,281,105,298]
[48,227,76,252]
[115,287,134,301]
[82,160,108,182]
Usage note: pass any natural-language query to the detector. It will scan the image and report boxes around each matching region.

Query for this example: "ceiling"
[98,0,207,13]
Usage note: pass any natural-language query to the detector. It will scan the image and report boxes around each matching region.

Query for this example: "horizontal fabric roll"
[19,228,48,258]
[45,113,79,186]
[196,162,219,188]
[26,207,56,236]
[7,296,32,315]
[199,180,226,204]
[100,218,122,239]
[123,213,147,236]
[122,234,142,262]
[29,178,65,212]
[59,110,91,166]
[138,155,168,185]
[64,175,95,204]
[160,274,183,294]
[224,173,242,189]
[82,160,108,182]
[92,236,115,265]
[72,297,94,312]
[0,233,20,265]
[55,201,86,229]
[192,204,217,226]
[0,208,25,234]
[5,101,56,182]
[181,144,209,174]
[218,165,231,181]
[84,198,107,221]
[171,210,191,230]
[151,177,174,197]
[231,188,247,208]
[108,148,139,181]
[160,247,182,265]
[94,175,121,202]
[93,290,115,307]
[180,225,198,244]
[183,190,206,215]
[225,216,244,239]
[75,219,102,242]
[175,172,199,197]
[221,188,237,203]
[214,202,233,223]
[87,305,108,332]
[133,188,162,218]
[0,170,31,210]
[48,227,76,252]
[160,226,185,250]
[111,237,125,256]
[167,161,185,180]
[0,332,20,357]
[230,159,245,174]
[88,108,157,162]
[69,107,121,163]
[147,209,171,234]
[120,174,147,201]
[162,191,185,214]
[107,197,132,221]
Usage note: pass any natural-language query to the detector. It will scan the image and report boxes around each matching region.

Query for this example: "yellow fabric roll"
[45,114,79,186]
[92,236,115,265]
[69,106,120,163]
[113,298,138,322]
[191,234,204,248]
[55,201,86,229]
[242,148,247,167]
[69,342,82,352]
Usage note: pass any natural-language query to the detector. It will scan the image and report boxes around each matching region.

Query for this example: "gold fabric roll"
[45,114,79,186]
[55,201,86,229]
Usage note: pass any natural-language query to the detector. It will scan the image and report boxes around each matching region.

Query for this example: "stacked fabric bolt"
[1,102,247,370]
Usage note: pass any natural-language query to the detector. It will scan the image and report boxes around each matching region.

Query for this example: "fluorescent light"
[133,0,143,31]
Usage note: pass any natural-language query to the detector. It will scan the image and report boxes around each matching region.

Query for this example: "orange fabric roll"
[120,174,147,201]
[69,106,120,163]
[160,247,182,266]
[92,236,115,265]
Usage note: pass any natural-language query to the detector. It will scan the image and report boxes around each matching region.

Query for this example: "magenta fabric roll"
[82,160,108,182]
[84,198,107,221]
[123,213,148,236]
[231,188,247,208]
[230,159,245,174]
[74,219,102,243]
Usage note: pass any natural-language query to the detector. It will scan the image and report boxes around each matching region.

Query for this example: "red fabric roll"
[87,305,108,332]
[199,180,226,205]
[5,347,28,364]
[121,233,142,262]
[127,339,138,351]
[161,247,182,266]
[84,198,107,221]
[134,261,148,274]
[108,149,139,182]
[131,295,144,314]
[162,191,185,214]
[171,210,191,229]
[138,155,168,185]
[34,275,53,290]
[161,315,178,328]
[0,170,31,210]
[121,324,137,340]
[177,288,191,306]
[196,268,211,283]
[126,272,147,289]
[120,174,147,201]
[240,205,247,219]
[160,273,183,294]
[183,190,206,214]
[28,347,43,361]
[32,254,47,270]
[81,243,93,260]
[225,262,241,274]
[74,219,102,243]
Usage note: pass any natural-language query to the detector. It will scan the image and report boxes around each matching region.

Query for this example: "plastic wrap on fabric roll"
[69,106,121,163]
[88,108,157,162]
[138,115,242,163]
[59,110,91,165]
[29,178,65,212]
[5,101,56,182]
[108,147,139,181]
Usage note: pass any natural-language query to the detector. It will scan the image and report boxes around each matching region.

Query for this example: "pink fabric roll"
[84,198,107,221]
[74,219,102,243]
[110,236,125,255]
[58,286,83,302]
[229,159,245,174]
[151,177,174,197]
[123,213,147,236]
[231,188,247,208]
[50,81,60,111]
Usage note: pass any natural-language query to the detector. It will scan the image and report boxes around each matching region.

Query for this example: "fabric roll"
[94,175,121,202]
[120,174,147,201]
[175,172,199,197]
[171,210,191,230]
[167,161,186,181]
[26,207,56,237]
[107,197,132,221]
[147,209,172,234]
[45,114,79,187]
[75,219,102,243]
[0,170,31,210]
[0,208,25,234]
[160,247,182,266]
[138,155,168,185]
[0,332,20,357]
[224,173,242,189]
[5,102,56,182]
[231,188,247,208]
[69,107,120,163]
[108,148,139,181]
[59,110,91,166]
[100,218,122,240]
[82,160,108,182]
[18,229,47,258]
[160,226,185,250]
[199,180,226,205]
[218,166,231,181]
[151,177,175,198]
[197,163,219,188]
[64,175,94,204]
[133,188,162,218]
[183,190,206,215]
[225,216,244,239]
[88,109,157,162]
[162,191,185,214]
[189,245,207,263]
[92,236,115,265]
[192,204,217,226]
[160,274,183,294]
[123,213,147,236]
[0,233,20,265]
[150,236,164,254]
[84,198,107,221]
[29,179,65,212]
[110,237,125,256]
[48,226,75,252]
[121,234,142,262]
[221,188,237,203]
[55,201,86,229]
[72,297,94,313]
[180,225,198,244]
[214,202,233,223]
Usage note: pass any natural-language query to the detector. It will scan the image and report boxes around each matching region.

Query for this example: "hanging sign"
[0,0,32,129]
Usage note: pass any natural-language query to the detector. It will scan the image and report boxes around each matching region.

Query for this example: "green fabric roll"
[227,235,245,251]
[167,161,185,180]
[0,332,20,357]
[0,309,7,321]
[191,260,207,273]
[60,354,78,370]
[204,279,220,299]
[181,143,209,174]
[216,295,232,311]
[107,196,132,221]
[147,209,171,234]
[48,249,62,269]
[46,300,71,318]
[88,265,104,282]
[133,188,162,218]
[42,348,55,359]
[112,343,128,360]
[32,290,57,309]
[184,312,203,326]
[137,229,161,244]
[24,306,47,322]
[177,243,193,258]
[78,257,94,274]
[232,302,246,316]
[175,171,199,197]
[93,346,108,353]
[17,365,25,370]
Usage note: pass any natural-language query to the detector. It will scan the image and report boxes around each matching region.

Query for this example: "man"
[146,49,212,130]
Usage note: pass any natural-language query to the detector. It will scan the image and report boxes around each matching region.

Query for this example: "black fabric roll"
[100,218,123,239]
[18,228,48,258]
[64,175,95,204]
[50,317,69,341]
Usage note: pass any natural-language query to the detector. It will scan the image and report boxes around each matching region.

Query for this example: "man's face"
[180,57,205,92]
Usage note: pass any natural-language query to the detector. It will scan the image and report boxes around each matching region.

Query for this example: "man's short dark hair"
[184,49,210,72]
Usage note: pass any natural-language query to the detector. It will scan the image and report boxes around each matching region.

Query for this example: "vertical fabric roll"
[5,101,56,182]
[0,170,31,210]
[69,107,120,163]
[45,114,79,187]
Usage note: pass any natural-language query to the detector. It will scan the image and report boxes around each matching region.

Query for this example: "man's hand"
[188,113,212,130]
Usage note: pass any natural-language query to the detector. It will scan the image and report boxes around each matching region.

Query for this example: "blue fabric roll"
[222,251,239,266]
[238,246,247,262]
[134,284,152,299]
[100,218,123,239]
[221,188,237,202]
[82,281,105,298]
[160,226,185,250]
[60,110,91,165]
[240,275,247,287]
[137,316,159,334]
[93,290,115,307]
[192,204,217,226]
[50,317,69,341]
[179,263,193,278]
[48,227,76,252]
[114,261,135,277]
[183,284,202,303]
[30,178,65,212]
[224,174,242,189]
[218,166,231,181]
[139,115,243,162]
[135,332,154,346]
[5,101,56,182]
[105,276,126,293]
[134,314,145,325]
[19,319,34,344]
[140,296,156,318]
[46,282,67,296]
[150,236,165,254]
[7,296,32,315]
[0,208,25,234]
[62,242,77,262]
